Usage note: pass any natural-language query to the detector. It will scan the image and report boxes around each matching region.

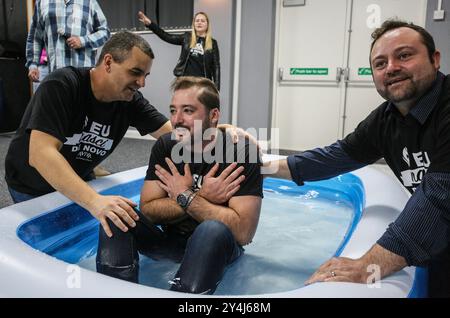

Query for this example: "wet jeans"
[96,210,243,294]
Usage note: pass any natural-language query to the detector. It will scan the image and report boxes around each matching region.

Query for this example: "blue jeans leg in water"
[96,208,187,283]
[169,220,243,295]
[8,187,40,204]
[96,212,243,294]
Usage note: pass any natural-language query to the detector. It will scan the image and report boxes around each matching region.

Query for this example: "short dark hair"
[96,31,154,66]
[370,19,436,63]
[171,76,220,111]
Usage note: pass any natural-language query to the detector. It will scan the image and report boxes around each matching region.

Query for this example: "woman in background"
[138,11,220,90]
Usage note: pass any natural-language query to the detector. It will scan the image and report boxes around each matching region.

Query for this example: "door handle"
[343,67,350,81]
[336,67,343,82]
[279,67,284,81]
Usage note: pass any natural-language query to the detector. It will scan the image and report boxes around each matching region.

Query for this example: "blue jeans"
[8,187,40,204]
[96,210,243,294]
[32,64,49,93]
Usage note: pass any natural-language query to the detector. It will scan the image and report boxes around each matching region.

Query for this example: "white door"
[272,0,349,151]
[272,0,427,151]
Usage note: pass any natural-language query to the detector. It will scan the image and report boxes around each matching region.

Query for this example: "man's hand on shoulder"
[218,124,262,153]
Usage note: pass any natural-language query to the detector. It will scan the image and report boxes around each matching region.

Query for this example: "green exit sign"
[290,68,329,75]
[358,68,372,76]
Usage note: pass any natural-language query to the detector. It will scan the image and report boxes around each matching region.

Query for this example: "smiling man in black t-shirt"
[5,32,173,237]
[265,20,450,297]
[96,76,262,294]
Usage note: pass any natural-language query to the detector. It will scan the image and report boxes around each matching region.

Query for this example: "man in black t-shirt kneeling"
[5,31,172,236]
[96,76,263,294]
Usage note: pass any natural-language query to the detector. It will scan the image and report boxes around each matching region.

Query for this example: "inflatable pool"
[0,155,426,297]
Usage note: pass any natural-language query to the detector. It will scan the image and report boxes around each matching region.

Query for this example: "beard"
[377,69,436,104]
[383,79,418,103]
[174,119,214,146]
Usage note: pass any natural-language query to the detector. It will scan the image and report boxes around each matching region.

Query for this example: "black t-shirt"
[5,67,168,195]
[184,37,206,78]
[341,74,450,193]
[145,131,263,235]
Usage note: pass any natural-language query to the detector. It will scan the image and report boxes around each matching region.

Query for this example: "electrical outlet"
[434,10,445,21]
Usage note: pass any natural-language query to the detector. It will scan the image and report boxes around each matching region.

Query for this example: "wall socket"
[433,10,445,21]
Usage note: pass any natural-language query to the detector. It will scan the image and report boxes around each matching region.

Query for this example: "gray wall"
[140,0,235,123]
[237,0,275,131]
[140,32,182,119]
[426,0,450,75]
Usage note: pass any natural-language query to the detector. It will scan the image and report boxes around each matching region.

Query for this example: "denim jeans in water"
[96,210,243,294]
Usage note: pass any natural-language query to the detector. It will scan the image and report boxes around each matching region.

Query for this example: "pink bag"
[39,48,48,65]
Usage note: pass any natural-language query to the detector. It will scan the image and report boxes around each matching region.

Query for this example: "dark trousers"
[428,243,450,298]
[96,211,242,294]
[8,186,39,203]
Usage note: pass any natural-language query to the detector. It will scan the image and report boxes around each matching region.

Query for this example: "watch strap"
[185,190,198,210]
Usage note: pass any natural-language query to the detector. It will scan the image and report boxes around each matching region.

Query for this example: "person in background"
[26,0,111,177]
[264,19,450,297]
[137,10,220,90]
[32,48,48,92]
[26,0,110,82]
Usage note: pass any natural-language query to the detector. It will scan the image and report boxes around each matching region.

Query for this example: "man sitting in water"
[96,76,263,294]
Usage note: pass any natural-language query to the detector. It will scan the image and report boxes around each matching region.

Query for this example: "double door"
[272,0,427,150]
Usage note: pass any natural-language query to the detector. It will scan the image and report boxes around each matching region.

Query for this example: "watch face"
[177,193,188,207]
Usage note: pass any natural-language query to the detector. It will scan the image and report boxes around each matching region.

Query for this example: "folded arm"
[143,158,259,244]
[139,179,186,224]
[187,194,261,246]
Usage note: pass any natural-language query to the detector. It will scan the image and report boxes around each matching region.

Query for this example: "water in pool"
[78,187,354,295]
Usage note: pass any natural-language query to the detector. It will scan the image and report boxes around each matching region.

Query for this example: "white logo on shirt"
[399,148,430,190]
[192,174,203,190]
[190,43,204,57]
[64,118,113,161]
[402,147,410,166]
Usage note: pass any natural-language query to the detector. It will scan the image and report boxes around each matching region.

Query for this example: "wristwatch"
[176,188,196,210]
